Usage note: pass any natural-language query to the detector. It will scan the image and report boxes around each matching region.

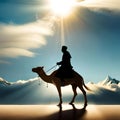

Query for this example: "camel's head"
[32,66,44,73]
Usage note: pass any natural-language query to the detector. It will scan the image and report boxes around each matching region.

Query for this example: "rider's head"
[62,46,67,52]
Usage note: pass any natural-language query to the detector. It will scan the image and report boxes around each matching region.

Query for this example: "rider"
[55,46,73,81]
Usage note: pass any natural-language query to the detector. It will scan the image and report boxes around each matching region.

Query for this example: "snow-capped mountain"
[0,75,119,104]
[98,75,120,86]
[86,75,120,104]
[0,77,11,85]
[0,77,58,104]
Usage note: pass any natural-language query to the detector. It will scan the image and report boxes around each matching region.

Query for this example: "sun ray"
[45,0,85,46]
[60,17,65,45]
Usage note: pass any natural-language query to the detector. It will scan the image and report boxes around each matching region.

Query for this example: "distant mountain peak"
[98,75,120,86]
[105,75,112,81]
[0,77,11,85]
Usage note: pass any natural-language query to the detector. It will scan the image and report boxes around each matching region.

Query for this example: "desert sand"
[0,104,119,120]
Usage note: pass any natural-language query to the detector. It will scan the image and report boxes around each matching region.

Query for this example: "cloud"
[80,0,120,12]
[0,19,53,60]
[0,48,35,58]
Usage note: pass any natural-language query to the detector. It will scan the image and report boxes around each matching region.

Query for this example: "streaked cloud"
[0,19,53,60]
[80,0,120,11]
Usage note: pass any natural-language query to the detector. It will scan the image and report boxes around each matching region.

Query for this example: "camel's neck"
[37,70,52,84]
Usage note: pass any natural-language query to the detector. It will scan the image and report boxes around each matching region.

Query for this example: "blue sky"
[0,0,120,83]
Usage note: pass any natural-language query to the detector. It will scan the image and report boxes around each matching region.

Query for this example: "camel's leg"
[79,86,87,108]
[69,84,77,104]
[56,85,62,106]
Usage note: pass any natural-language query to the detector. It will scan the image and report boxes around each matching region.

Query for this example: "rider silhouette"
[55,46,73,81]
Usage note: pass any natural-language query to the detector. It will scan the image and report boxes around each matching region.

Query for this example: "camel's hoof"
[83,103,87,109]
[69,102,73,105]
[57,103,62,107]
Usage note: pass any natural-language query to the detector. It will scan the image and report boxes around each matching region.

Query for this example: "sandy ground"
[0,104,120,120]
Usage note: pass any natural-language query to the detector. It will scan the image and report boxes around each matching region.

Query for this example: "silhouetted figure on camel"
[55,46,73,81]
[32,46,90,108]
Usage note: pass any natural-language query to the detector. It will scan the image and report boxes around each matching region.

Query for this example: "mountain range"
[0,75,119,104]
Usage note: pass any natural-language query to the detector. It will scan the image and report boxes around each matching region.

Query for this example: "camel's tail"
[83,81,92,91]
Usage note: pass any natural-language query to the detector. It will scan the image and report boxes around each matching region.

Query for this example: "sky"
[0,0,120,83]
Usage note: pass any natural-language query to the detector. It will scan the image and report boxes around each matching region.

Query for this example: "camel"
[32,66,90,108]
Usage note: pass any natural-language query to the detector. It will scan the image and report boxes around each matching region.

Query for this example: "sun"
[49,0,76,17]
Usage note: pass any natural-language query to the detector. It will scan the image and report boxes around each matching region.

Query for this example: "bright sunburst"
[49,0,76,17]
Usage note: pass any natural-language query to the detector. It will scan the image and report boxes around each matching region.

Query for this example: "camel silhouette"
[32,66,90,108]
